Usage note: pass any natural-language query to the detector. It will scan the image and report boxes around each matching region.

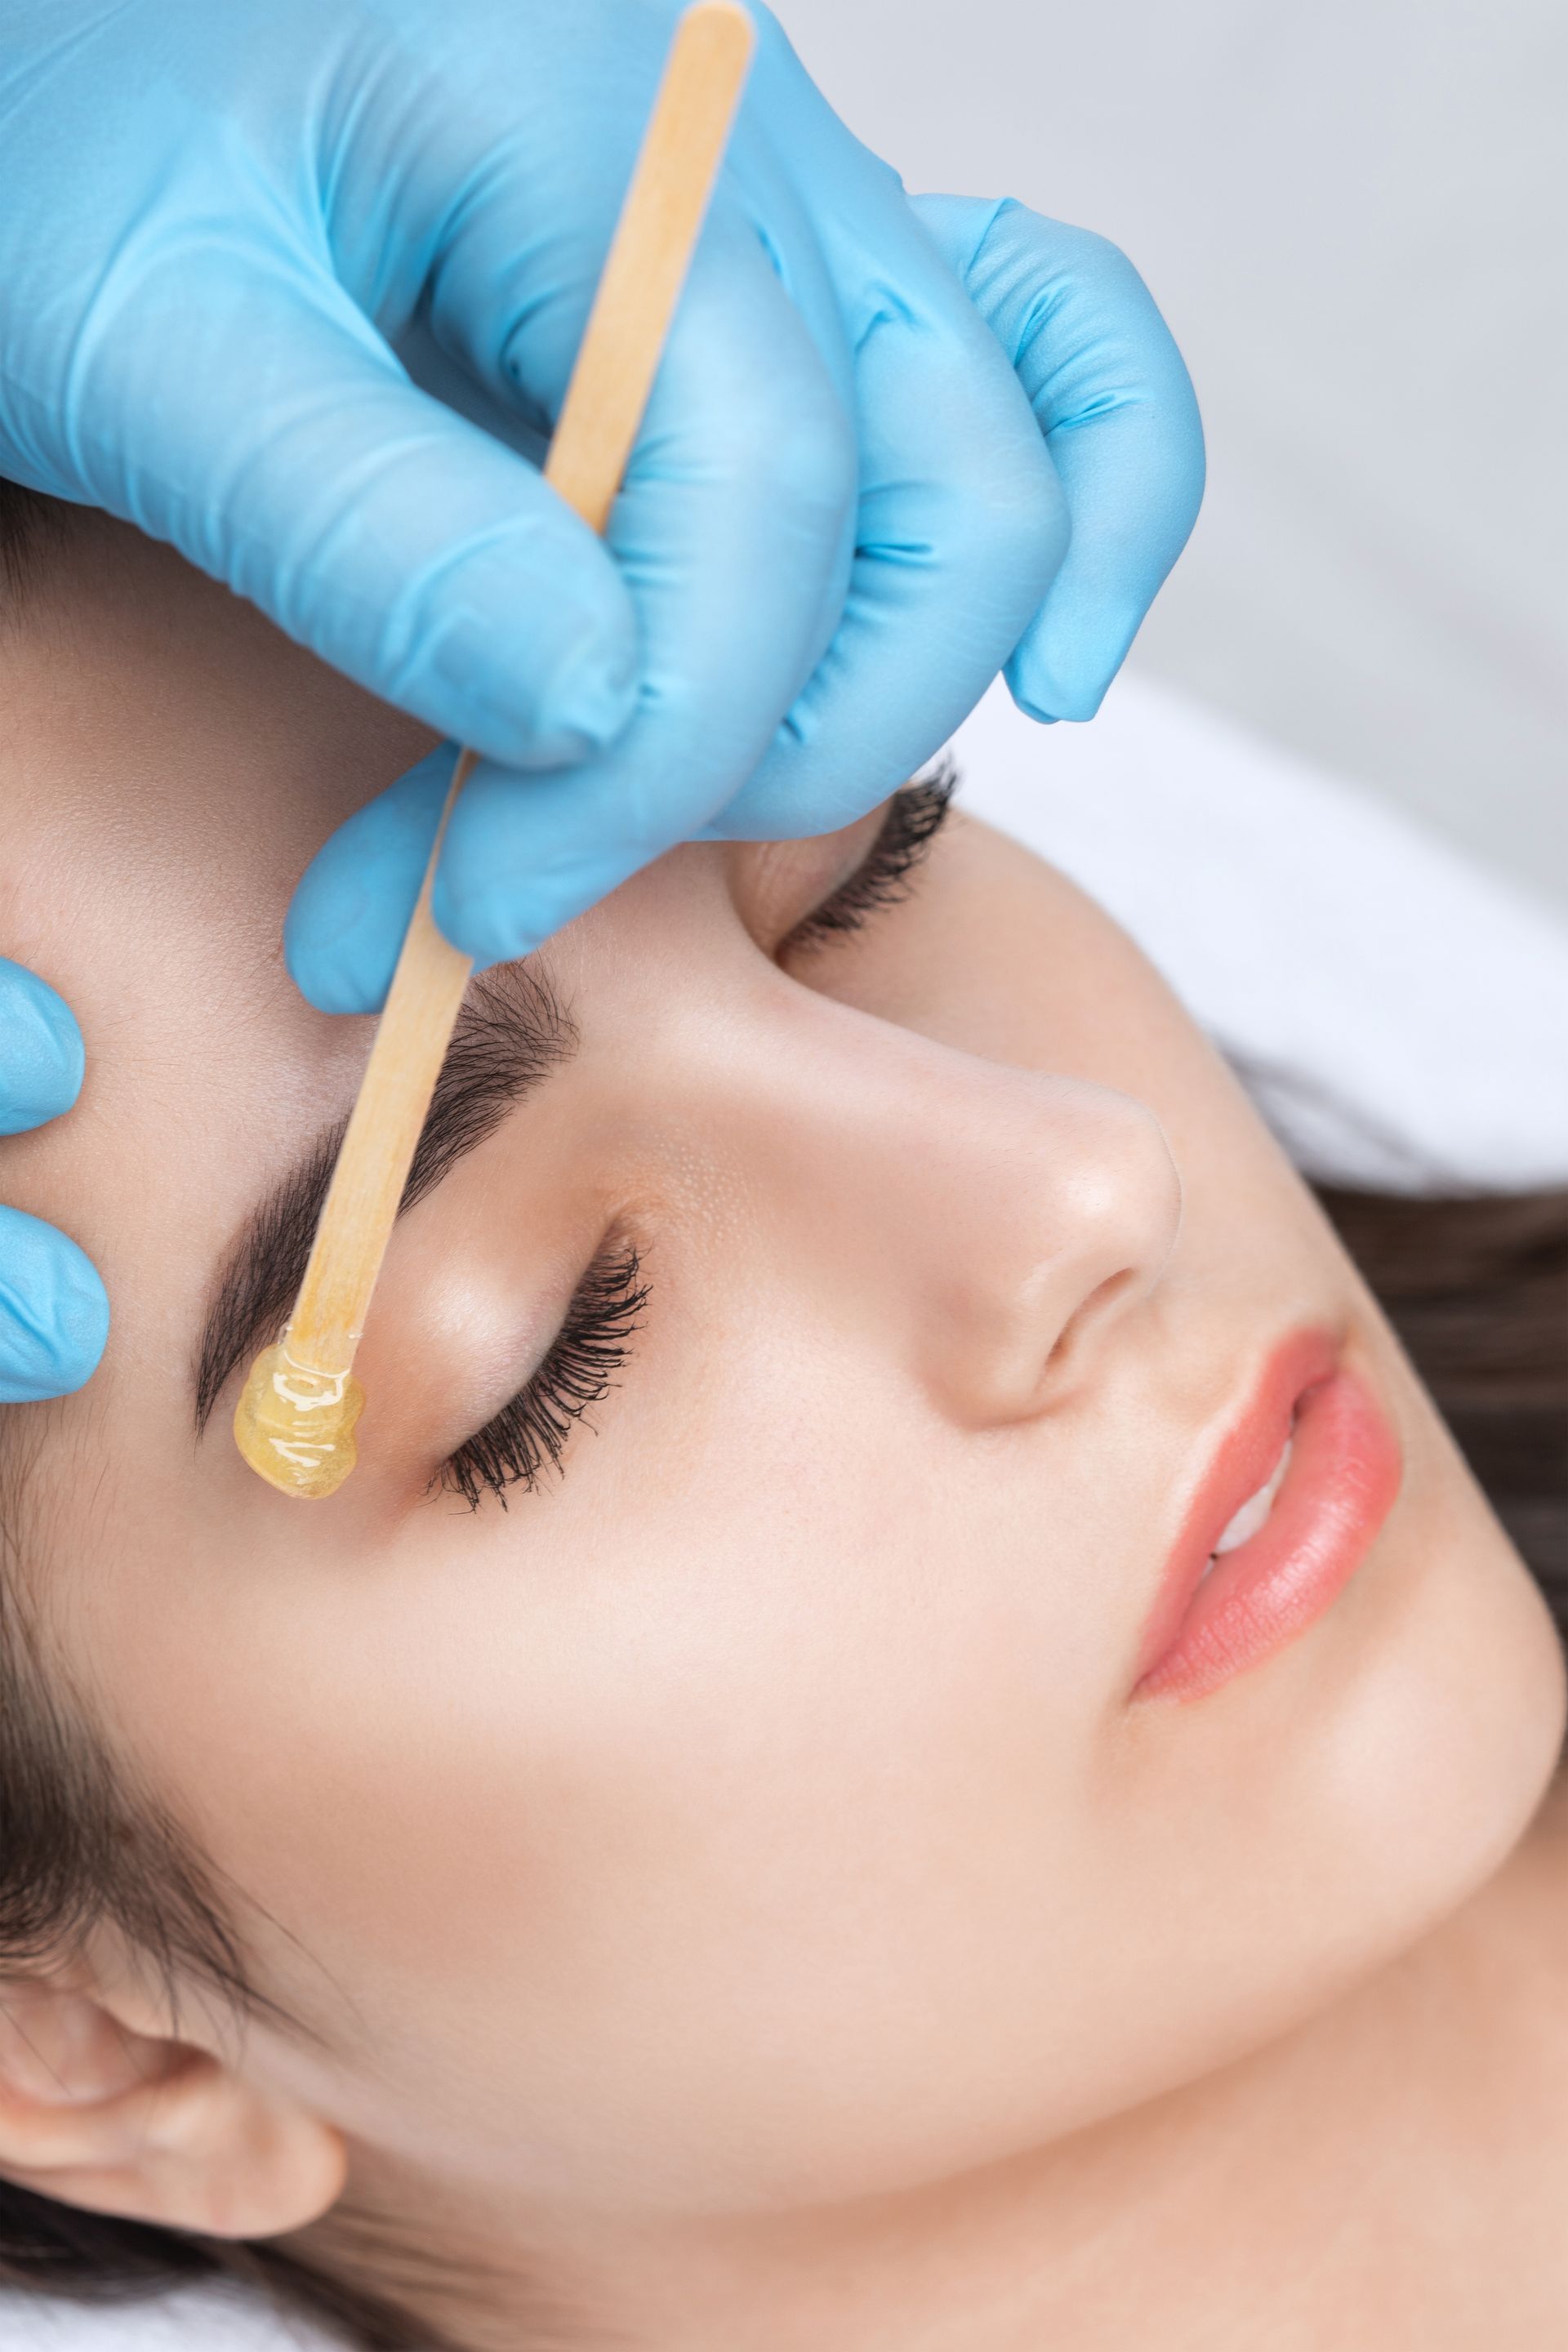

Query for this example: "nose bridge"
[684,973,1181,1427]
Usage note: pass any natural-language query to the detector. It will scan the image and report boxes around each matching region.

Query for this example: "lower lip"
[1134,1339,1403,1703]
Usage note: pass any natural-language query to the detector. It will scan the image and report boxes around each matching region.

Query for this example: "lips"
[1133,1330,1402,1702]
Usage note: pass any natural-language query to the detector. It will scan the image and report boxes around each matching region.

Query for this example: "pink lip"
[1133,1330,1403,1703]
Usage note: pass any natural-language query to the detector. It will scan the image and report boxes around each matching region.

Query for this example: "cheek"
[108,1306,1138,2211]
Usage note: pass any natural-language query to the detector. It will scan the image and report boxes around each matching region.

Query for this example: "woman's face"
[2,519,1561,2227]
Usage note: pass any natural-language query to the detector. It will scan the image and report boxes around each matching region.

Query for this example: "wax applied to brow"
[233,1346,366,1500]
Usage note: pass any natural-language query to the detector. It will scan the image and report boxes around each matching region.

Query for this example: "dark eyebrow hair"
[0,478,69,603]
[193,965,577,1432]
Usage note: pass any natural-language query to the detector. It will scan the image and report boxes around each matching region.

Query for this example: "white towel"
[952,674,1568,1195]
[0,2283,323,2347]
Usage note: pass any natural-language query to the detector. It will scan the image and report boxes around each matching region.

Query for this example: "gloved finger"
[0,960,86,1136]
[284,179,862,995]
[0,1205,109,1404]
[424,127,861,702]
[35,245,640,773]
[706,224,1067,842]
[285,745,456,1015]
[427,219,857,965]
[911,194,1205,724]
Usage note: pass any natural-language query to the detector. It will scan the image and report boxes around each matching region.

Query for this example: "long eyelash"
[783,759,958,951]
[438,1245,649,1510]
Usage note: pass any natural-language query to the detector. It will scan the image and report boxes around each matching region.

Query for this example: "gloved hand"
[2,0,1204,1025]
[1,2,1203,1398]
[0,963,109,1401]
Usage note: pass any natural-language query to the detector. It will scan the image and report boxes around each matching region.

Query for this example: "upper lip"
[1131,1326,1343,1686]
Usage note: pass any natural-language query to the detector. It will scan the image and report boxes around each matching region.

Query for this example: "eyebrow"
[193,965,577,1432]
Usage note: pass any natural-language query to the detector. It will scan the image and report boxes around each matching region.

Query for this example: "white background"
[780,0,1568,913]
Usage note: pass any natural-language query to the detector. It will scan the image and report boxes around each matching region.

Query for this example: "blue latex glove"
[2,0,1202,1023]
[0,963,109,1401]
[0,2,1203,1397]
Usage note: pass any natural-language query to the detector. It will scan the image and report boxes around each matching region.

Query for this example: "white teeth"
[1211,1436,1293,1559]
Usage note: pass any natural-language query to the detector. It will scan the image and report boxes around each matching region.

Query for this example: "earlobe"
[0,1973,346,2238]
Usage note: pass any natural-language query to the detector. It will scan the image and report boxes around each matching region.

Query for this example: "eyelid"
[733,813,885,948]
[780,765,957,956]
[434,1239,648,1510]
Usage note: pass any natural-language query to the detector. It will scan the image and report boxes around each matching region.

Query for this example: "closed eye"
[780,761,956,955]
[436,1242,648,1510]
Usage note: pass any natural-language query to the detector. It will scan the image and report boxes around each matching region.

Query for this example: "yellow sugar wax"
[233,1343,366,1501]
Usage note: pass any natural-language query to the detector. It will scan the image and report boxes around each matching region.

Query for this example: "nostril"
[1046,1265,1143,1387]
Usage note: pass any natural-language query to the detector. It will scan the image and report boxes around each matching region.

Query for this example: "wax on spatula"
[234,0,756,1499]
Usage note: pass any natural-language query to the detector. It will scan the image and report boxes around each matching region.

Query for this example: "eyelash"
[438,1244,649,1510]
[441,766,956,1508]
[780,760,956,952]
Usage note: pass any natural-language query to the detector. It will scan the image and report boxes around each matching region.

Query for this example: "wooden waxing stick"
[234,0,756,1499]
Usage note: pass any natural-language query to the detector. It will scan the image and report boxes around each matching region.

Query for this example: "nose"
[713,980,1183,1429]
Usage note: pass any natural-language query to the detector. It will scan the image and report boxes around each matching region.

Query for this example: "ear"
[0,1970,345,2238]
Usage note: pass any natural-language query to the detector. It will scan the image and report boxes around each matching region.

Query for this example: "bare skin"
[0,514,1562,2350]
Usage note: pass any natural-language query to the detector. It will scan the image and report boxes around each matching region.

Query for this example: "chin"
[1098,1437,1567,2128]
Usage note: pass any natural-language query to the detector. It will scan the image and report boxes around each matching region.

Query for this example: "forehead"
[0,521,433,1396]
[0,512,430,1018]
[0,521,758,1475]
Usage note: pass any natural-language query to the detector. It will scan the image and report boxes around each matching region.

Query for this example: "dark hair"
[0,478,68,596]
[0,1578,445,2348]
[2,478,1566,2345]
